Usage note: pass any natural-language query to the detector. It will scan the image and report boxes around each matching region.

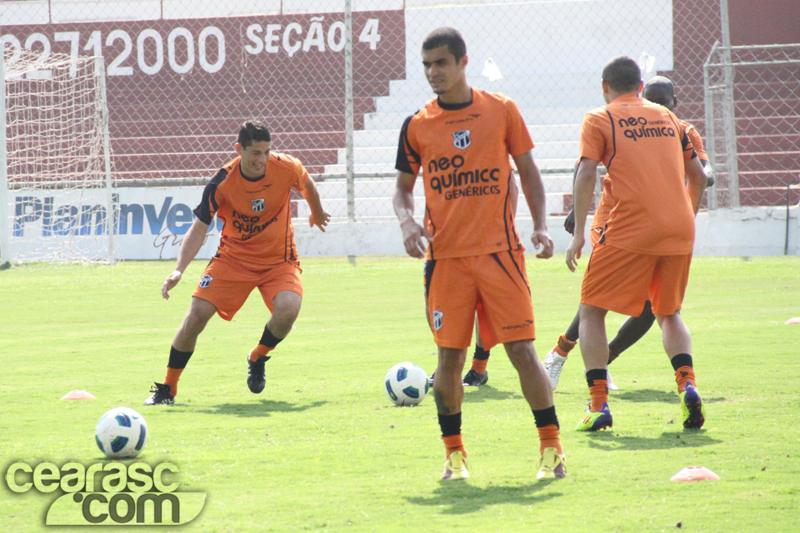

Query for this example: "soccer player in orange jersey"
[144,121,330,405]
[566,57,707,431]
[544,76,712,391]
[393,27,565,480]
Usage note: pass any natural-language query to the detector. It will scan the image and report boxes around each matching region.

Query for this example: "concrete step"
[363,107,589,129]
[322,158,577,176]
[335,141,580,165]
[353,123,582,146]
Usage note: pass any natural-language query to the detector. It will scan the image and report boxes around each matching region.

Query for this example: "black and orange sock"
[671,353,695,392]
[470,346,490,374]
[164,346,193,396]
[249,324,284,362]
[555,334,577,357]
[438,413,464,457]
[532,406,563,454]
[586,368,608,412]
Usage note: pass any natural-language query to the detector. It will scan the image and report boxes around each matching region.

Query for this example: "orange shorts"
[425,249,535,350]
[192,256,303,321]
[581,244,691,316]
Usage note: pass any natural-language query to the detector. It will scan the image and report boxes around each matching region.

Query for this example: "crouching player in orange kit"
[145,120,330,405]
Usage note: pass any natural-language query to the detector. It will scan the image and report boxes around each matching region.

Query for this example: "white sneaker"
[607,370,619,391]
[543,350,568,390]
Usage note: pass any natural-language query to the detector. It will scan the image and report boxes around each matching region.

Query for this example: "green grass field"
[2,255,799,532]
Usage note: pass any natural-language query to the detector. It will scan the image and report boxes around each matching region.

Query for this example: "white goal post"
[1,46,114,265]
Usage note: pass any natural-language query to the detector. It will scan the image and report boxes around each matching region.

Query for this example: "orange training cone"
[61,390,96,400]
[671,466,720,482]
[785,317,800,324]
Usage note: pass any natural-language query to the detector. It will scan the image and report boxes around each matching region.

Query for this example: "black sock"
[586,368,607,387]
[438,413,462,437]
[671,353,693,371]
[473,346,490,360]
[168,346,193,369]
[259,324,283,348]
[532,405,560,429]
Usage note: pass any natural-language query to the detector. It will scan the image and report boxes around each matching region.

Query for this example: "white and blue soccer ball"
[385,362,429,406]
[95,407,148,459]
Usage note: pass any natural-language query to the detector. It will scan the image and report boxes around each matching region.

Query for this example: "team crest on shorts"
[453,130,471,150]
[251,198,265,212]
[432,310,444,331]
[198,274,213,288]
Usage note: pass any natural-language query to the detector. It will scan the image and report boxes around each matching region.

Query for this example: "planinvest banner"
[10,187,224,261]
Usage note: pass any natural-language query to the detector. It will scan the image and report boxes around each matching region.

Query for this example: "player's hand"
[309,210,331,232]
[530,230,554,259]
[400,218,432,259]
[563,209,575,235]
[565,234,585,272]
[162,270,182,300]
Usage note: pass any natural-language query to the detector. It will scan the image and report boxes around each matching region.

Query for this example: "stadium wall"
[9,188,799,259]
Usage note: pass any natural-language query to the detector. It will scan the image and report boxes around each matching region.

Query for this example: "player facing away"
[144,120,331,405]
[393,27,566,480]
[543,75,713,391]
[565,57,707,431]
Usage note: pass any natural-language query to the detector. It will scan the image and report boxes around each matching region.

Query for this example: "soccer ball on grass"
[95,407,148,459]
[385,362,429,406]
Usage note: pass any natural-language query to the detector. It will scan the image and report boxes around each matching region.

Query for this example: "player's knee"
[504,340,534,366]
[272,296,302,325]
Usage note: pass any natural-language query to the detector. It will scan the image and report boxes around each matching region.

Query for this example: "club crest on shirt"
[198,274,213,288]
[251,198,265,212]
[432,310,444,331]
[453,130,471,150]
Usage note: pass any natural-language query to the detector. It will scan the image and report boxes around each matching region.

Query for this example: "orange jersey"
[396,88,533,259]
[683,120,708,162]
[580,94,697,255]
[590,119,706,234]
[194,152,309,270]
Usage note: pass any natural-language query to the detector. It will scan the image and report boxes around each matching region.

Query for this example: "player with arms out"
[566,57,707,431]
[144,120,330,405]
[543,75,713,391]
[393,27,566,480]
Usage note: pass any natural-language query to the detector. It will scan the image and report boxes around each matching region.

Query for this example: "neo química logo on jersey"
[4,461,206,526]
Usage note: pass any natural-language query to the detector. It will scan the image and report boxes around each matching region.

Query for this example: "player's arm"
[393,171,431,259]
[508,171,519,216]
[685,156,707,214]
[301,177,331,231]
[162,217,209,300]
[563,161,580,235]
[514,150,553,258]
[566,157,599,272]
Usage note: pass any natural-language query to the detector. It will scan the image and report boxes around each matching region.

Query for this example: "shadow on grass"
[613,389,728,405]
[461,385,522,403]
[405,480,561,514]
[193,399,327,418]
[584,430,722,451]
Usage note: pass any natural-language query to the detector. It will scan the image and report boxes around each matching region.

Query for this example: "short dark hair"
[643,76,677,111]
[422,27,467,62]
[602,56,641,93]
[237,120,271,149]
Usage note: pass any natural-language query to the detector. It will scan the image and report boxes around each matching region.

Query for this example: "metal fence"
[704,42,800,209]
[6,0,791,230]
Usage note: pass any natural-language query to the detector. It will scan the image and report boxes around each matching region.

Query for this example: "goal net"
[1,46,114,264]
